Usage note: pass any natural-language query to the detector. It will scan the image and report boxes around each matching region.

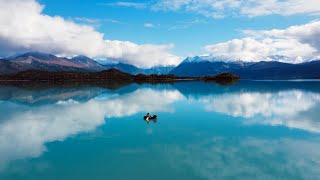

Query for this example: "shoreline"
[0,69,240,83]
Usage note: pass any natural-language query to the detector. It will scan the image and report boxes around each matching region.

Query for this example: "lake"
[0,81,320,180]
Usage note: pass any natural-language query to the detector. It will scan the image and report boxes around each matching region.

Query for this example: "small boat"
[144,115,157,120]
[143,114,158,123]
[150,115,157,120]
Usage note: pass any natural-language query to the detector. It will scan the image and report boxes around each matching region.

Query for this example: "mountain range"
[1,52,320,79]
[0,52,174,75]
[170,56,320,79]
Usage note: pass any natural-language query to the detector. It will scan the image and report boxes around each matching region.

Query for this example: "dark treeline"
[0,68,240,84]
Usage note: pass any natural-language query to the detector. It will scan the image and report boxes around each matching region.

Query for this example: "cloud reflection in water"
[0,82,320,176]
[159,137,320,180]
[199,90,320,133]
[0,88,183,170]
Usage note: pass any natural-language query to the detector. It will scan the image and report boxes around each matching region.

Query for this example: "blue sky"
[38,0,318,56]
[1,0,320,67]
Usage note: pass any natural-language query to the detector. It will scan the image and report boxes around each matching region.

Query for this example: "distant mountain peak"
[308,56,320,62]
[19,52,57,60]
[70,55,95,64]
[266,55,291,62]
[4,51,105,72]
[181,55,244,64]
[265,55,306,64]
[182,56,209,64]
[182,54,320,65]
[72,55,91,60]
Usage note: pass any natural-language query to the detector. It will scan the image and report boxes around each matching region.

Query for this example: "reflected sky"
[0,81,320,179]
[0,87,183,171]
[158,137,320,180]
[198,90,320,133]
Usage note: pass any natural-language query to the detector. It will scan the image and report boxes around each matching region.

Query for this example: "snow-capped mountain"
[170,55,320,79]
[182,54,320,65]
[181,54,320,65]
[182,55,243,64]
[265,55,305,64]
[307,56,320,62]
[1,52,320,79]
[2,52,106,74]
[0,52,176,75]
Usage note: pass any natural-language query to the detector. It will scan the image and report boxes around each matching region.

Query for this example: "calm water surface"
[0,81,320,180]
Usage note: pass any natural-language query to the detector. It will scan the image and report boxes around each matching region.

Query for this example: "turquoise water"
[0,81,320,180]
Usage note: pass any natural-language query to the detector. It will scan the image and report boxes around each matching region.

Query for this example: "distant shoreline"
[0,69,240,84]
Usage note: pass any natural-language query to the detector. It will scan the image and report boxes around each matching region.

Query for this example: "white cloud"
[99,2,147,9]
[72,17,100,24]
[205,38,277,61]
[245,20,320,53]
[205,21,320,62]
[152,0,320,18]
[72,17,124,25]
[0,0,181,68]
[168,19,207,31]
[144,23,160,28]
[240,0,320,17]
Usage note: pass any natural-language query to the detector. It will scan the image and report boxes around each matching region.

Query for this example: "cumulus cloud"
[205,38,277,61]
[152,0,320,18]
[0,0,181,68]
[244,20,320,53]
[205,21,320,62]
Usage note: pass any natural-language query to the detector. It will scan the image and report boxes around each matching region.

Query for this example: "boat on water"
[144,113,158,123]
[144,115,157,120]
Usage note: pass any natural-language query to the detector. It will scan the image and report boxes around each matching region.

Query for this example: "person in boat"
[144,114,158,124]
[144,113,151,120]
[144,113,157,120]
